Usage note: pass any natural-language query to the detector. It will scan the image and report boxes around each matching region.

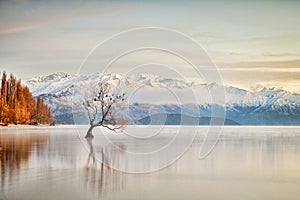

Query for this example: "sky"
[0,0,299,92]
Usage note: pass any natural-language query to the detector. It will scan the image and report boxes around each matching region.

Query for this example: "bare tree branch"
[83,81,127,138]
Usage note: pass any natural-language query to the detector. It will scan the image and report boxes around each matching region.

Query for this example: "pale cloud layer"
[0,0,299,92]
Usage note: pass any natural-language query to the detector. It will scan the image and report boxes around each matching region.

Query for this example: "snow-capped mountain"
[127,73,193,88]
[23,72,300,125]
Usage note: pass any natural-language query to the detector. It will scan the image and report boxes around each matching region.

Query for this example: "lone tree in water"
[83,82,126,138]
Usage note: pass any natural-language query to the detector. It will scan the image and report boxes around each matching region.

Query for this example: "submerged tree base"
[85,133,94,138]
[85,126,95,138]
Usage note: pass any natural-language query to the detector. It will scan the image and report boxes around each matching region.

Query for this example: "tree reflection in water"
[0,133,49,191]
[84,137,127,198]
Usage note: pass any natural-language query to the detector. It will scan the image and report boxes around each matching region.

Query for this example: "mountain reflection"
[84,137,127,198]
[0,133,49,191]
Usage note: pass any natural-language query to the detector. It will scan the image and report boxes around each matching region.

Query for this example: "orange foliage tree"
[0,71,52,125]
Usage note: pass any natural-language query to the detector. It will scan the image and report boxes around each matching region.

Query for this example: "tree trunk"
[85,125,95,138]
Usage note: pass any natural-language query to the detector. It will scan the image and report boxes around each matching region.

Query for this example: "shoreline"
[1,124,300,128]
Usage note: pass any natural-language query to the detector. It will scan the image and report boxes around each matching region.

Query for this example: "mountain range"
[23,72,300,125]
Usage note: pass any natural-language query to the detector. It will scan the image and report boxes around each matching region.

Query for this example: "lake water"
[1,126,300,200]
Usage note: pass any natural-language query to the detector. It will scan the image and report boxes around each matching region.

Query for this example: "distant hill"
[138,114,240,125]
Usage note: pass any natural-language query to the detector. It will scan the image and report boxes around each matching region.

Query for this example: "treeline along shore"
[0,71,53,126]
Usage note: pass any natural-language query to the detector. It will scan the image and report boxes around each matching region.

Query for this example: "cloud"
[261,52,300,57]
[0,25,36,35]
[0,1,134,35]
[220,67,300,73]
[226,59,300,68]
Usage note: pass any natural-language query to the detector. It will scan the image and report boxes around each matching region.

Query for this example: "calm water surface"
[0,126,300,200]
